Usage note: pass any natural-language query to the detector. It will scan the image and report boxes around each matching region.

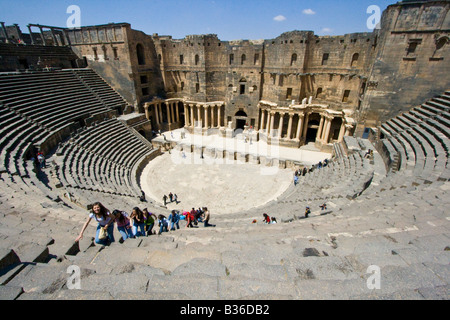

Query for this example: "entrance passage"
[305,128,318,144]
[235,110,247,131]
[236,119,246,131]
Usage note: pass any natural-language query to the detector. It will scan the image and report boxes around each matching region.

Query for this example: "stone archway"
[235,110,248,131]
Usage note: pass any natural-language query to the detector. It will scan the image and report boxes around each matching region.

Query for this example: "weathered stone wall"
[360,1,450,130]
[305,32,376,112]
[66,24,137,106]
[126,28,165,111]
[261,31,313,106]
[152,29,375,130]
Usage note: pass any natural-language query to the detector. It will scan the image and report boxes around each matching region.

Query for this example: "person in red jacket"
[263,213,271,224]
[186,208,196,228]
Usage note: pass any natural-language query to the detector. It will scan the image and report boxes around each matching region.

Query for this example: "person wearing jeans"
[158,214,169,234]
[168,210,180,231]
[130,207,146,237]
[113,210,134,241]
[75,202,115,245]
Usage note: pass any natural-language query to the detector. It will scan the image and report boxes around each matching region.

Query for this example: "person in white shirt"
[75,202,115,245]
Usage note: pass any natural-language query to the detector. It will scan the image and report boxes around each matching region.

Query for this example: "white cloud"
[302,9,316,15]
[321,28,333,33]
[273,15,287,22]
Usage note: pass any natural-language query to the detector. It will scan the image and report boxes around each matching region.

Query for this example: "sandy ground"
[141,129,331,215]
[141,152,294,215]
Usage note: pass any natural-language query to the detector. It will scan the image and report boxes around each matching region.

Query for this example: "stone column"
[1,22,9,43]
[184,104,189,126]
[50,28,58,46]
[295,114,304,140]
[197,104,202,127]
[278,112,284,138]
[144,103,150,120]
[166,103,172,124]
[322,117,333,144]
[62,30,71,46]
[27,25,35,45]
[171,102,176,124]
[320,118,329,141]
[39,27,46,46]
[14,24,23,44]
[316,115,325,141]
[218,105,222,127]
[159,103,164,124]
[287,114,293,139]
[266,111,271,134]
[176,103,180,123]
[338,121,346,142]
[260,109,266,131]
[270,112,275,137]
[154,103,160,124]
[204,105,209,128]
[302,112,310,138]
[211,105,216,127]
[190,104,195,128]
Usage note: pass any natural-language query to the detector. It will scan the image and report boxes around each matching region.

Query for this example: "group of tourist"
[304,203,327,218]
[163,192,178,205]
[74,202,216,246]
[293,159,331,185]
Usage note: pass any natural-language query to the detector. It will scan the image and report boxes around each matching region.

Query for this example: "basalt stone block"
[0,250,21,271]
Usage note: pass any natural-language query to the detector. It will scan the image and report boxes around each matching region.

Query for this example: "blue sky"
[1,0,394,40]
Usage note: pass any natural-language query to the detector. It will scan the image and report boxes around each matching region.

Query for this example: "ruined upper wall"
[360,0,450,127]
[66,24,137,105]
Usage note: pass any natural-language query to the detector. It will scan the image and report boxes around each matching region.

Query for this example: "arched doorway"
[235,110,247,131]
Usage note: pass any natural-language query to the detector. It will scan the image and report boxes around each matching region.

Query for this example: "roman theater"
[0,0,449,300]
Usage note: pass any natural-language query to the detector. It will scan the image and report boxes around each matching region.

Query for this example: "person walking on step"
[186,208,196,228]
[319,203,327,211]
[294,175,299,186]
[158,214,169,234]
[168,210,180,231]
[305,206,311,218]
[75,202,115,245]
[37,152,45,169]
[130,207,146,237]
[263,213,271,224]
[163,194,168,206]
[203,207,216,228]
[144,208,157,236]
[113,209,134,241]
[140,190,146,202]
